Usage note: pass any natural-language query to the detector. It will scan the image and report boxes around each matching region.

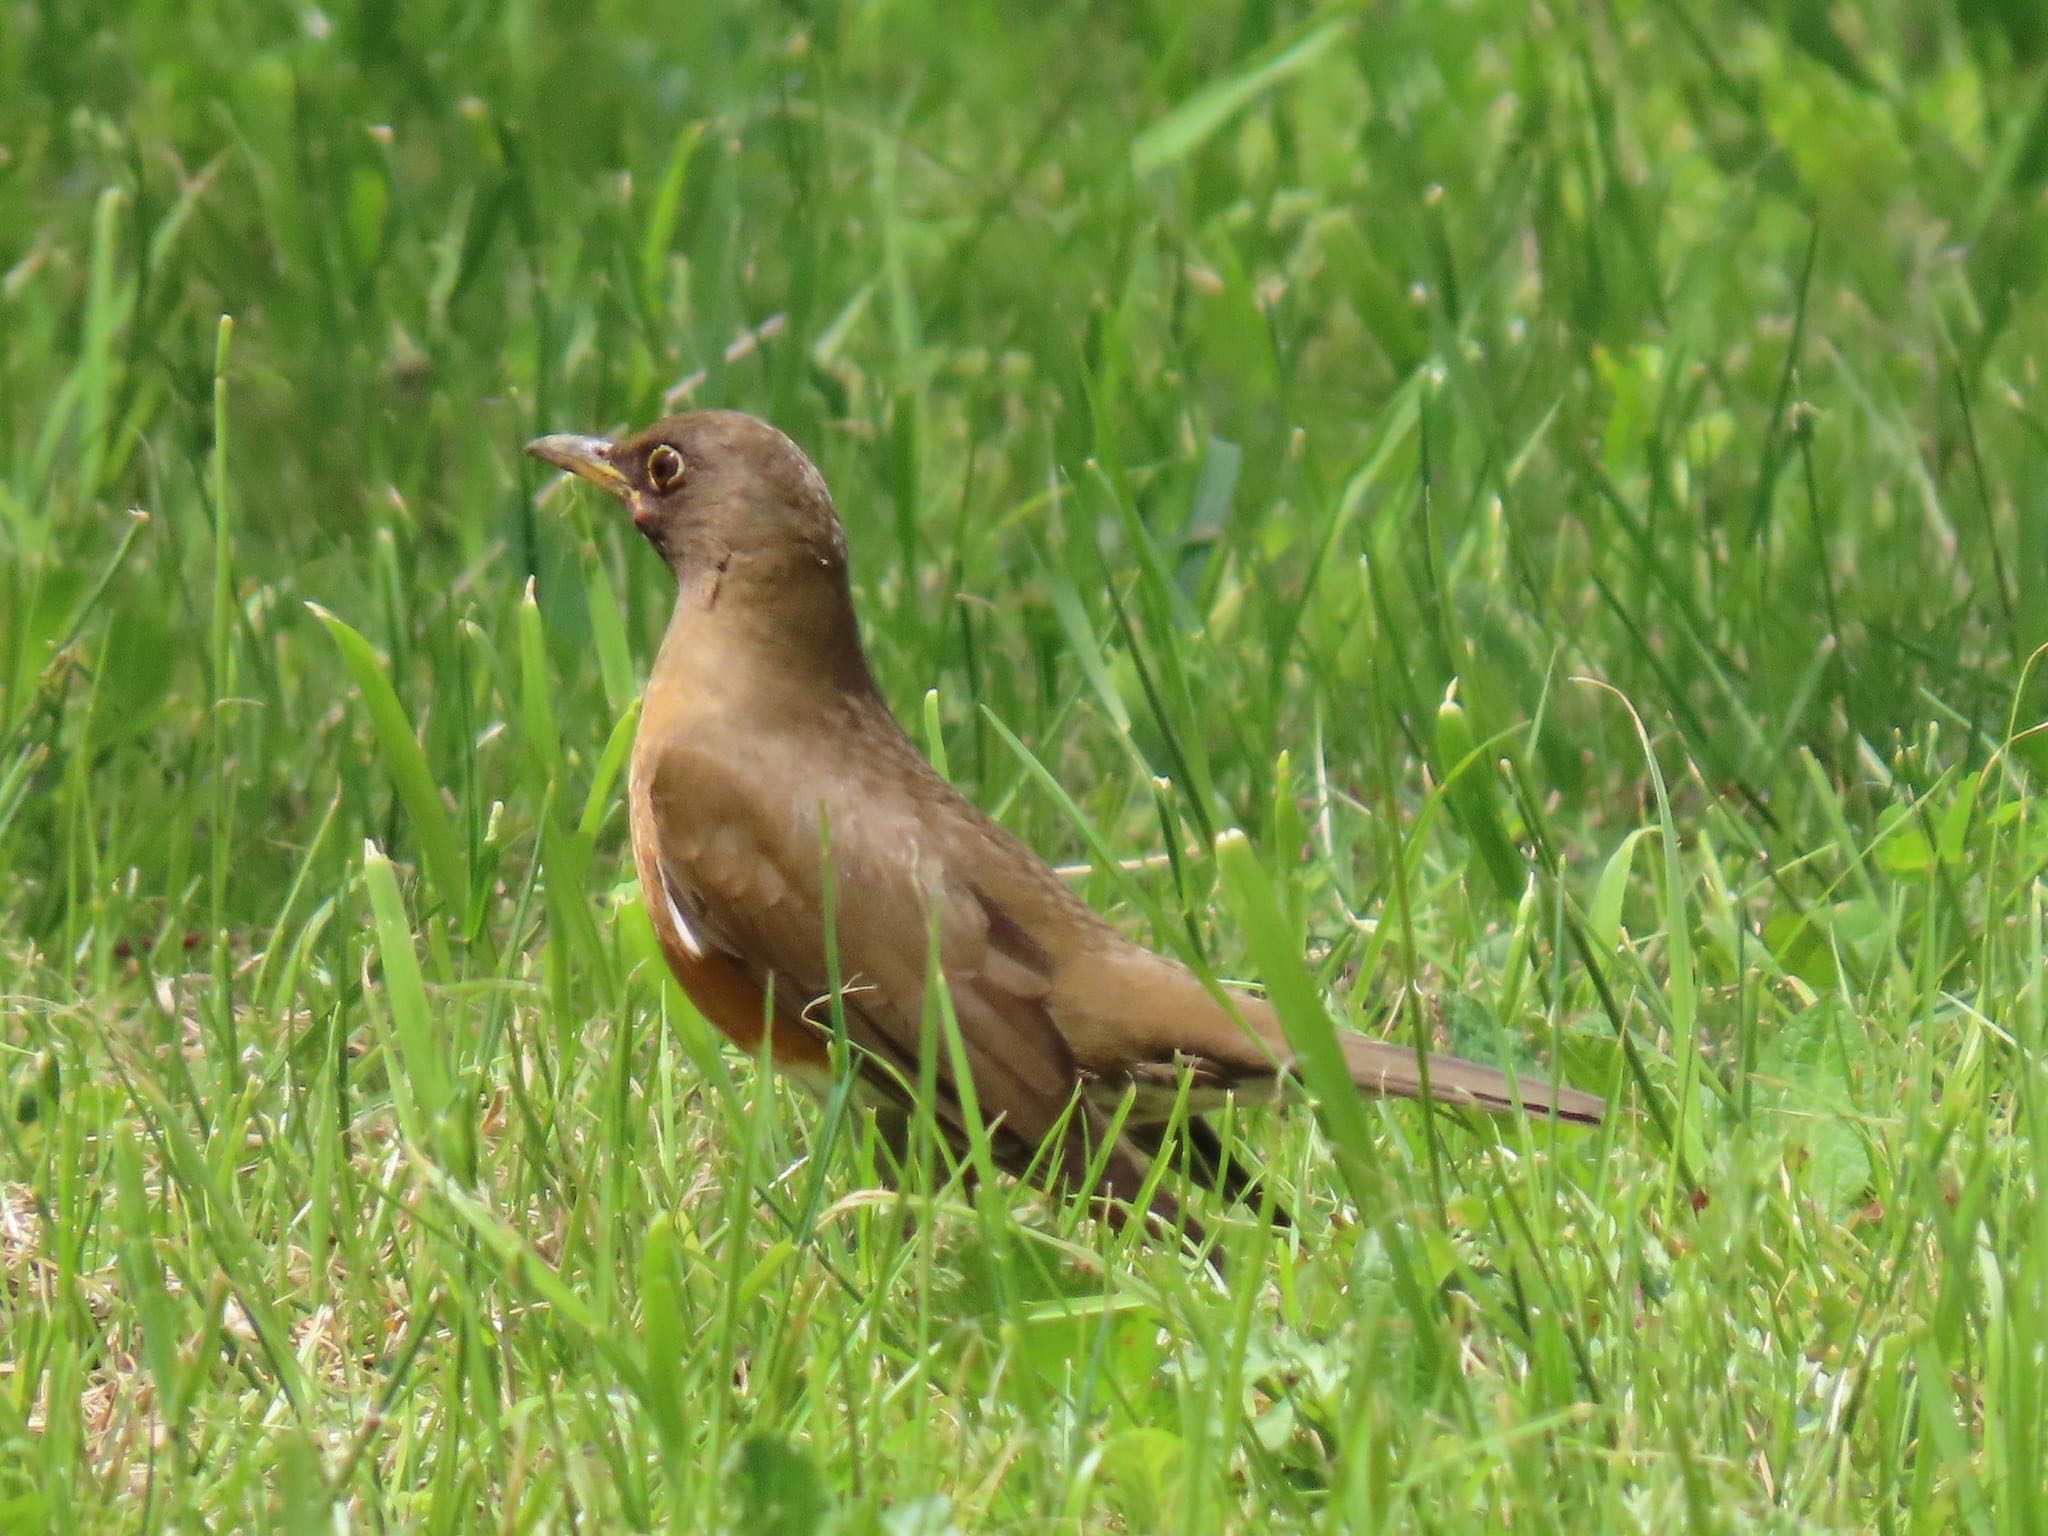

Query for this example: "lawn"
[4,0,2047,1529]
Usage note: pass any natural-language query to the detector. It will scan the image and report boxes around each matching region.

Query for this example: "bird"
[527,410,1603,1250]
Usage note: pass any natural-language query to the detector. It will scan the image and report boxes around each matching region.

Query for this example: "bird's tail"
[1337,1033,1605,1125]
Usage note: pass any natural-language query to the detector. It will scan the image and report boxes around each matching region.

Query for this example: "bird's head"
[527,410,869,686]
[527,409,848,583]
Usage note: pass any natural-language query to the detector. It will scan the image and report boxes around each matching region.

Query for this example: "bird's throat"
[657,555,878,707]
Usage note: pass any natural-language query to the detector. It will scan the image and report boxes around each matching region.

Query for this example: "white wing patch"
[659,864,705,960]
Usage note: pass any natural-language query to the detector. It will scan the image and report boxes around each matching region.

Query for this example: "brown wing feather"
[641,722,1085,1168]
[1056,939,1604,1126]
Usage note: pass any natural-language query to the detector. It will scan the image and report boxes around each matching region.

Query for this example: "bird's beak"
[525,433,629,496]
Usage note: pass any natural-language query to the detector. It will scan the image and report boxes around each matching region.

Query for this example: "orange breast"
[629,781,833,1078]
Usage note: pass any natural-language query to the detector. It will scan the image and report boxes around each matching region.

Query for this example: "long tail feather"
[1338,1034,1605,1125]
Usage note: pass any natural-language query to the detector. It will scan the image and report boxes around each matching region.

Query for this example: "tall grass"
[3,1,2045,1528]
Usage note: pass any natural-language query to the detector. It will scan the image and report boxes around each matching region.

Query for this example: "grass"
[4,0,2048,1528]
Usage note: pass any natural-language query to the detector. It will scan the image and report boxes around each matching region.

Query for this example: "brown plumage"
[528,411,1603,1248]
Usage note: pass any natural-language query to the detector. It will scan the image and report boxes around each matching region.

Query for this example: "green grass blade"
[1132,14,1354,175]
[308,602,467,921]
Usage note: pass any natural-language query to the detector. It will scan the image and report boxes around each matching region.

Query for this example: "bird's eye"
[646,444,685,492]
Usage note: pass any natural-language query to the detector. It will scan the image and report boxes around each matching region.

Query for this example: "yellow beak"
[525,433,629,496]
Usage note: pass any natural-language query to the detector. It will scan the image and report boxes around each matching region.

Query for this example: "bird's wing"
[641,733,1087,1165]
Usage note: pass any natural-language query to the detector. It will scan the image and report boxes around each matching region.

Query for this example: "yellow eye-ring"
[647,444,685,492]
